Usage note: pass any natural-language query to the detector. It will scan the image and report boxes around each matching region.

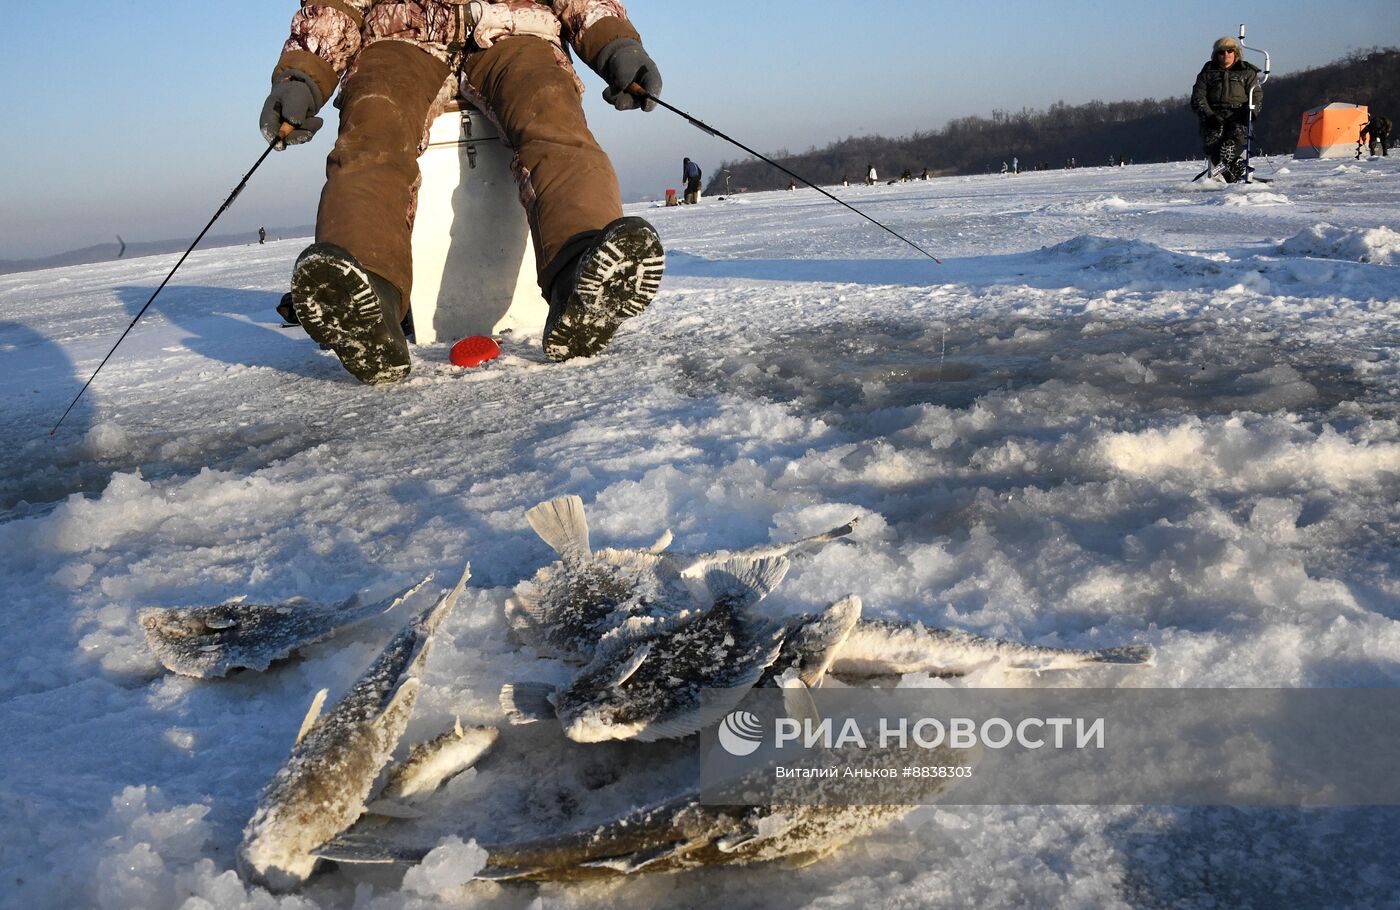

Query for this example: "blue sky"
[1,0,1396,259]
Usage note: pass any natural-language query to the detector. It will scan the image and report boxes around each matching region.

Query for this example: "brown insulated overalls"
[273,0,643,316]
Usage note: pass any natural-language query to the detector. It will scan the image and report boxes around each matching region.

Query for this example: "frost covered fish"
[506,495,858,662]
[316,735,975,880]
[379,719,498,803]
[237,566,468,892]
[501,557,791,743]
[138,576,431,678]
[760,594,864,688]
[828,619,1156,681]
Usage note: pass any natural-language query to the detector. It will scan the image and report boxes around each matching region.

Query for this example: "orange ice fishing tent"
[1294,103,1369,158]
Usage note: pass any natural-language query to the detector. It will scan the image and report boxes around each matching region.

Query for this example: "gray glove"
[259,71,325,149]
[595,38,661,112]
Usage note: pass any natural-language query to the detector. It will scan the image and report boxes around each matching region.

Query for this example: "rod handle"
[627,82,651,99]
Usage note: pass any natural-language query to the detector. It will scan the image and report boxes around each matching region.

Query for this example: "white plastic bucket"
[409,104,543,344]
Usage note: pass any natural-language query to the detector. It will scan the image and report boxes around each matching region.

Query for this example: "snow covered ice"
[1,154,1398,907]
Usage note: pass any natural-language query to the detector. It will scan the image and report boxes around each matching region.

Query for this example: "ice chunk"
[402,837,488,896]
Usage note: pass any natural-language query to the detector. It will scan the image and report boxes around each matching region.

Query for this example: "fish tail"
[526,496,592,558]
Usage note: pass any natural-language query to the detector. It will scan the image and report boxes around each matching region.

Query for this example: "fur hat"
[1213,36,1241,56]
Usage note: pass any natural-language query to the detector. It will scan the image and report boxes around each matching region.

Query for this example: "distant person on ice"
[1360,113,1391,157]
[682,157,702,204]
[260,0,666,383]
[865,164,877,185]
[1190,35,1262,183]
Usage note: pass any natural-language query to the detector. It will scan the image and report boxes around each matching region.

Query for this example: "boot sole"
[291,244,411,385]
[543,218,665,362]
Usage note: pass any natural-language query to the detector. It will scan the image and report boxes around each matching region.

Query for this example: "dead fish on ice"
[506,495,858,662]
[315,614,966,882]
[501,557,792,743]
[316,717,974,880]
[375,718,499,806]
[760,594,865,688]
[237,566,468,892]
[138,576,432,678]
[827,619,1156,682]
[474,767,964,880]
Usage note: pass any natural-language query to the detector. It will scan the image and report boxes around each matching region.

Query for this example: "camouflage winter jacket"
[1190,59,1262,121]
[274,0,640,105]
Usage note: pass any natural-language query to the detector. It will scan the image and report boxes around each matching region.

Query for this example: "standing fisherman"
[1360,112,1391,157]
[1190,36,1262,183]
[261,1,666,382]
[681,157,702,204]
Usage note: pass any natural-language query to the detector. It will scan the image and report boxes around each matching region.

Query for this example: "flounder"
[139,576,431,678]
[506,495,858,662]
[501,556,792,742]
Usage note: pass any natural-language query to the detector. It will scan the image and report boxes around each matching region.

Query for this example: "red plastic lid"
[449,335,501,368]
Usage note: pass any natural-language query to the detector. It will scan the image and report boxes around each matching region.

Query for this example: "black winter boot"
[542,216,665,362]
[1216,140,1241,183]
[290,243,411,385]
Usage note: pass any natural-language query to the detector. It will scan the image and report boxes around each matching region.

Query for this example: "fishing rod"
[628,84,942,264]
[50,124,294,436]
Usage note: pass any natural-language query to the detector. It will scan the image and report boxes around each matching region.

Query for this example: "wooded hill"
[706,47,1399,193]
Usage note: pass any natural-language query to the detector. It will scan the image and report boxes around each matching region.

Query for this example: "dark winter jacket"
[1361,116,1392,141]
[1190,59,1262,122]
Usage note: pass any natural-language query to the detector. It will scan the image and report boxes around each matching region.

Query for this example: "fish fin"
[1091,644,1156,667]
[403,566,469,652]
[820,516,860,541]
[781,676,823,726]
[702,555,790,606]
[474,865,551,881]
[722,516,861,563]
[453,715,464,737]
[603,641,653,688]
[364,798,427,819]
[647,529,674,553]
[580,841,692,873]
[786,516,861,552]
[353,574,435,619]
[525,495,591,558]
[294,688,329,747]
[796,595,864,687]
[500,682,556,723]
[312,832,428,865]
